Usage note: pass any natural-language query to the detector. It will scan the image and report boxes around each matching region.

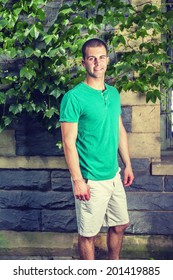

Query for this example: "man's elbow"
[62,137,76,150]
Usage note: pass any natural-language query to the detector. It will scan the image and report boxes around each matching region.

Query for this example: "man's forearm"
[118,124,131,167]
[63,140,90,200]
[118,116,134,186]
[63,140,83,181]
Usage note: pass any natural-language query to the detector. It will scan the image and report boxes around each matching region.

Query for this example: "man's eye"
[88,57,94,61]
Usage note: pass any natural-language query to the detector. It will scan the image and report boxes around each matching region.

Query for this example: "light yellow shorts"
[73,169,129,237]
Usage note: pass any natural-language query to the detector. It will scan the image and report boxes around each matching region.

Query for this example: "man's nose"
[94,58,100,65]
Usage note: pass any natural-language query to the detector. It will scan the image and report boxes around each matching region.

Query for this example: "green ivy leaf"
[9,104,23,114]
[30,25,40,39]
[20,67,36,80]
[24,47,34,58]
[50,89,61,99]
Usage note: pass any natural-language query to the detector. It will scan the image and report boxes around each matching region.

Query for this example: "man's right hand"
[73,179,91,201]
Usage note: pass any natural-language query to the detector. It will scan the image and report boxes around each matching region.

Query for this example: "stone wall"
[0,95,173,237]
[0,0,173,259]
[0,92,173,260]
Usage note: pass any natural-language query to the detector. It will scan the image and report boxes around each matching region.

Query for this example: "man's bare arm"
[61,122,90,200]
[118,116,134,186]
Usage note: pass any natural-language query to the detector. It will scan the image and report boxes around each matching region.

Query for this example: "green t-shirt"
[60,82,121,180]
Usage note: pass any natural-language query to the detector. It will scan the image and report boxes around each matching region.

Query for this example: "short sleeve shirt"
[60,82,121,180]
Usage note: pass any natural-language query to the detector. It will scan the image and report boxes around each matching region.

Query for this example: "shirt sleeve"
[59,92,81,122]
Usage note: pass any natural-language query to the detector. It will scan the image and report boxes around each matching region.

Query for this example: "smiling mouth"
[94,68,103,71]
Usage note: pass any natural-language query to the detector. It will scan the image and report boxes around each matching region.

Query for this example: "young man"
[60,38,134,260]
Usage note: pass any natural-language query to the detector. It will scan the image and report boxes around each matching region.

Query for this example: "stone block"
[120,158,163,191]
[42,210,77,232]
[128,133,161,158]
[0,190,75,210]
[95,234,173,260]
[0,130,15,156]
[127,173,163,192]
[0,170,51,191]
[132,105,160,133]
[120,90,159,106]
[119,158,151,172]
[51,170,72,191]
[0,156,67,169]
[14,116,63,156]
[0,209,40,231]
[127,193,173,210]
[122,107,132,132]
[127,211,173,234]
[44,1,60,27]
[164,176,173,192]
[0,231,76,258]
[152,158,173,176]
[131,0,161,9]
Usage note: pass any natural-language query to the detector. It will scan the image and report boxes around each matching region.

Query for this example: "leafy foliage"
[0,0,173,132]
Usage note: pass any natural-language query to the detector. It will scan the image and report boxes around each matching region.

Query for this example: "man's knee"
[78,235,95,244]
[110,223,129,234]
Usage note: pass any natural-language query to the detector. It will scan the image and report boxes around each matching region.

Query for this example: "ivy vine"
[0,0,173,132]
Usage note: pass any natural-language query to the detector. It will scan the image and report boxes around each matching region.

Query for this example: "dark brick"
[0,170,51,191]
[51,170,72,191]
[164,176,173,192]
[119,158,163,192]
[127,174,163,192]
[127,193,173,211]
[42,210,77,232]
[0,190,75,209]
[0,209,40,231]
[14,116,63,156]
[122,106,132,132]
[127,212,173,235]
[119,158,151,175]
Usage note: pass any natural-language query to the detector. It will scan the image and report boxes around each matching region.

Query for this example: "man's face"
[82,46,109,79]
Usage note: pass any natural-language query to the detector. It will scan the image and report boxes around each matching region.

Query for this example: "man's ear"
[82,59,85,67]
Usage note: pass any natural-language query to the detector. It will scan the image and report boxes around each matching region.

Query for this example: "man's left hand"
[123,166,134,187]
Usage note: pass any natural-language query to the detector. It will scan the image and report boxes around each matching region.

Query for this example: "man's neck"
[84,76,105,91]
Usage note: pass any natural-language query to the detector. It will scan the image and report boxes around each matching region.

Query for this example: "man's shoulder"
[61,83,83,103]
[66,82,84,96]
[106,84,120,97]
[106,83,119,93]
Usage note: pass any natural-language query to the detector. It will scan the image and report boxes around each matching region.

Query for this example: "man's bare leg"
[78,235,95,260]
[107,224,129,260]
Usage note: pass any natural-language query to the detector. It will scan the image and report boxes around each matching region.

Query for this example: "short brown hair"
[82,38,108,58]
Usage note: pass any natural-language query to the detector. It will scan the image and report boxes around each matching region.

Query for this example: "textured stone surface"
[15,116,63,156]
[120,90,159,106]
[0,190,74,209]
[164,176,173,192]
[0,209,40,231]
[132,105,160,133]
[127,173,163,192]
[122,106,132,132]
[51,170,72,191]
[0,231,172,260]
[127,212,173,234]
[0,170,51,191]
[127,193,173,210]
[152,161,173,175]
[0,130,16,156]
[42,210,77,232]
[128,132,161,158]
[0,156,67,169]
[120,158,163,192]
